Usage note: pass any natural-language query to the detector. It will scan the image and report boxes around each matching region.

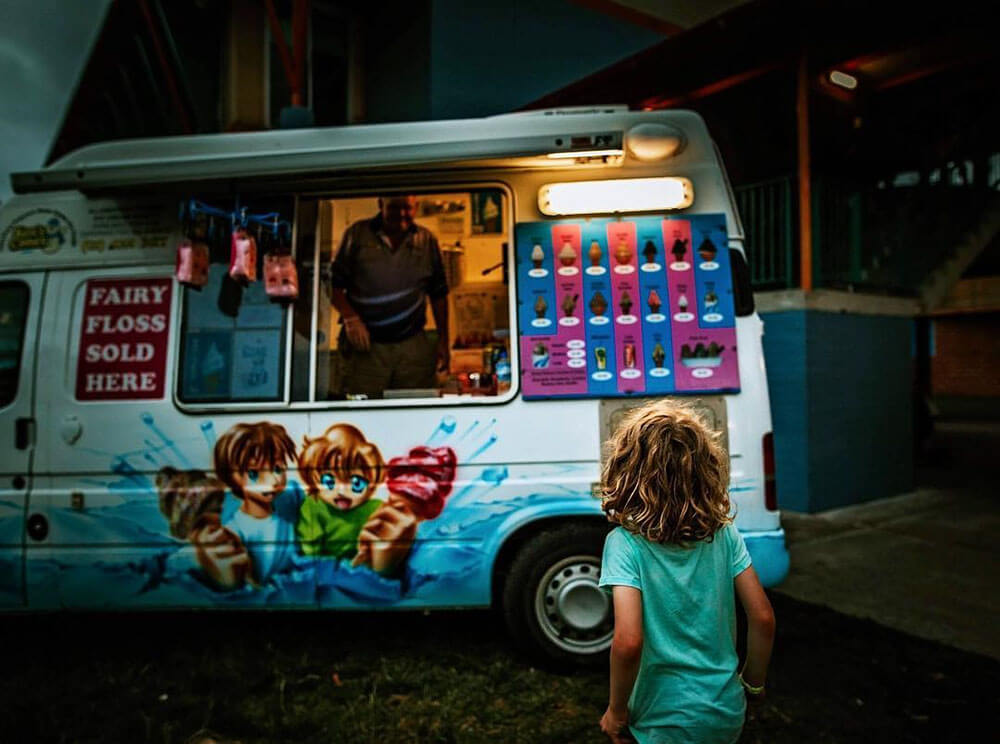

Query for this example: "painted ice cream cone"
[561,294,578,317]
[647,289,661,314]
[619,291,633,316]
[558,241,576,267]
[588,240,602,266]
[534,295,547,318]
[589,291,608,316]
[671,238,688,262]
[699,237,717,262]
[652,343,666,368]
[531,244,544,269]
[643,240,657,264]
[614,240,632,265]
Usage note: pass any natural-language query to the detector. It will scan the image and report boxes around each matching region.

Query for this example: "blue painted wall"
[761,310,914,512]
[429,0,663,119]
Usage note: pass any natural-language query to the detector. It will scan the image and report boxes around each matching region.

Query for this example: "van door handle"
[15,417,35,449]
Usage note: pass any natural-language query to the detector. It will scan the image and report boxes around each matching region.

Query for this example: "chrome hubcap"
[535,556,613,654]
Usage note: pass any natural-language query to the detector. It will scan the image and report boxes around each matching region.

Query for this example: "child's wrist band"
[739,673,765,695]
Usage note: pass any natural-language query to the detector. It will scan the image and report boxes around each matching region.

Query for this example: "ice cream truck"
[0,106,788,664]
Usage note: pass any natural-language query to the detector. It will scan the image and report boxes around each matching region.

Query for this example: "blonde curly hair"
[601,400,731,545]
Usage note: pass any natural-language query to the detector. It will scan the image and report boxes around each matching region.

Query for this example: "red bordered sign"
[76,277,173,400]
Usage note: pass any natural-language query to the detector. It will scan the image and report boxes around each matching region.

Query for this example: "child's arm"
[600,585,643,743]
[735,566,775,694]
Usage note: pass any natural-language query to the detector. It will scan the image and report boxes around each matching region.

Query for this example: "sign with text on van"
[76,277,173,400]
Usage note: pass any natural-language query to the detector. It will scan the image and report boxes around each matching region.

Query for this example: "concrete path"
[775,484,1000,660]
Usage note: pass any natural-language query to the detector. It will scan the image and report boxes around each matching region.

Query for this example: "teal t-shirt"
[599,523,752,744]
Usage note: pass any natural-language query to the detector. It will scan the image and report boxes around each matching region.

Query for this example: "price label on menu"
[515,215,739,400]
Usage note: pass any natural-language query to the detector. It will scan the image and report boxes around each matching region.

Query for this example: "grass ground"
[2,592,997,743]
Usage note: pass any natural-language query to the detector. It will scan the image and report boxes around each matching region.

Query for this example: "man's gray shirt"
[330,214,448,344]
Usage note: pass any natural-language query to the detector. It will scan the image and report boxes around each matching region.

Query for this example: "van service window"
[297,190,512,403]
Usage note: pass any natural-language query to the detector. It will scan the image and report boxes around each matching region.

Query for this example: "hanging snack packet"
[264,253,299,300]
[175,238,210,288]
[229,227,257,283]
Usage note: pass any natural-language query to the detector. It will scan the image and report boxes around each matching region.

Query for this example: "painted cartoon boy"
[194,421,302,588]
[296,423,417,575]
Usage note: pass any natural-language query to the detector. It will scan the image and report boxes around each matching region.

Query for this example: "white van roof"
[12,107,706,194]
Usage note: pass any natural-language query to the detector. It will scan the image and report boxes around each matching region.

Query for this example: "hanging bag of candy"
[228,208,257,283]
[175,203,210,288]
[263,218,299,300]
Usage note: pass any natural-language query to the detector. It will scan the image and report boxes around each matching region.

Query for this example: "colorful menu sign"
[516,215,739,400]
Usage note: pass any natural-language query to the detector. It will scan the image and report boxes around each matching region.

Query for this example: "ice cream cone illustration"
[561,294,578,317]
[534,295,547,318]
[652,343,666,368]
[588,240,602,266]
[699,237,717,262]
[589,291,608,316]
[643,240,657,264]
[647,289,661,314]
[678,294,688,312]
[594,346,607,370]
[531,244,544,269]
[671,237,688,262]
[558,241,576,267]
[704,290,719,311]
[623,344,636,369]
[614,240,632,265]
[619,291,633,316]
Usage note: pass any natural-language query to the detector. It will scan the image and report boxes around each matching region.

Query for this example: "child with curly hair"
[598,400,775,744]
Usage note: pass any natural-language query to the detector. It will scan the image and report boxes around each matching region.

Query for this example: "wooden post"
[797,52,813,291]
[223,0,268,131]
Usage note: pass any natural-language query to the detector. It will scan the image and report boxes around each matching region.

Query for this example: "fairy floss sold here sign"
[76,277,173,400]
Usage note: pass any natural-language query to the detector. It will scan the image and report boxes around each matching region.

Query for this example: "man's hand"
[599,706,634,743]
[435,335,450,372]
[343,314,371,351]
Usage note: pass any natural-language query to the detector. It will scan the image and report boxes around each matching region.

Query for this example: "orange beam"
[641,60,786,109]
[797,52,812,292]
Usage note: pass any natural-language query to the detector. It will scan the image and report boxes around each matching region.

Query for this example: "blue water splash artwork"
[458,420,479,441]
[427,415,457,445]
[141,412,190,467]
[200,421,217,448]
[467,434,498,461]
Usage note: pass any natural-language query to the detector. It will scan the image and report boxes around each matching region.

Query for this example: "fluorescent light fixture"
[546,149,624,159]
[829,70,858,90]
[538,177,693,216]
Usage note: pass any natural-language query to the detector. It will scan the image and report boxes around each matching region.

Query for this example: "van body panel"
[0,109,789,629]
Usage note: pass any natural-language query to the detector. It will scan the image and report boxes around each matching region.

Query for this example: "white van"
[0,107,787,664]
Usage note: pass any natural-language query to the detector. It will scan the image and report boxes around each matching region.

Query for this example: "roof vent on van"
[492,105,630,118]
[626,123,684,161]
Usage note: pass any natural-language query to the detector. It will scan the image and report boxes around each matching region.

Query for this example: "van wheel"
[502,523,613,667]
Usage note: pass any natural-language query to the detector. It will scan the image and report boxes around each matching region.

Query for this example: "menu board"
[516,215,739,400]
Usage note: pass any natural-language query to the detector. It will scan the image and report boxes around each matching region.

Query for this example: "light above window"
[829,70,858,90]
[538,177,693,216]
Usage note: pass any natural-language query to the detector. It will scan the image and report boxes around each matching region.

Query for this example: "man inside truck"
[329,194,450,398]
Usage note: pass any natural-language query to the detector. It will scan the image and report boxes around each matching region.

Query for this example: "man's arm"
[430,294,449,372]
[601,585,642,742]
[329,228,371,351]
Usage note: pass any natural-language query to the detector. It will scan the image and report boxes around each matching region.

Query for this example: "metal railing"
[734,176,795,290]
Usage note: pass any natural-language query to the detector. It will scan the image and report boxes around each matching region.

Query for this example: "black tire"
[501,522,613,668]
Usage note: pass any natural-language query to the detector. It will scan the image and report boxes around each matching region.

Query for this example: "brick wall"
[931,313,1000,397]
